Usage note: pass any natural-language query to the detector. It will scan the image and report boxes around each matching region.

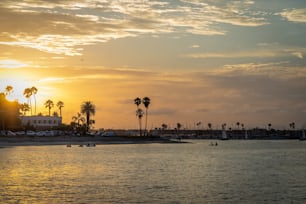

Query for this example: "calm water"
[1,140,306,203]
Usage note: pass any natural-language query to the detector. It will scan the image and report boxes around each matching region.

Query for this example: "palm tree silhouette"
[81,101,96,132]
[142,97,150,135]
[72,112,85,126]
[177,123,182,130]
[72,112,85,134]
[44,99,54,116]
[177,123,182,136]
[236,122,240,130]
[5,86,13,96]
[241,123,244,130]
[23,88,32,115]
[134,97,141,107]
[136,108,144,136]
[57,101,64,117]
[20,103,30,116]
[31,86,38,115]
[222,123,226,130]
[208,123,212,130]
[268,123,272,130]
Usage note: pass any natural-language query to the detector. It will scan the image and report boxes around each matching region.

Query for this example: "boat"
[86,143,96,147]
[245,130,248,139]
[221,129,228,140]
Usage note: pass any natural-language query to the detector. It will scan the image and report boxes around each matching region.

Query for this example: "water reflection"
[1,141,306,203]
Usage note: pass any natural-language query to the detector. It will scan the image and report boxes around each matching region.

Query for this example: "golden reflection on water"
[1,141,306,203]
[0,146,107,203]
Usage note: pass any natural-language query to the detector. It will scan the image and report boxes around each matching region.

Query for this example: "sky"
[0,0,306,130]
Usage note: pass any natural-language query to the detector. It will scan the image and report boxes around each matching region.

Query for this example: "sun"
[1,79,33,103]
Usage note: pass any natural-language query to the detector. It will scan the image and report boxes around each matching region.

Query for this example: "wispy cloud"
[0,59,28,68]
[183,45,306,60]
[280,8,306,23]
[0,0,269,56]
[291,52,304,59]
[190,44,200,49]
[217,61,306,79]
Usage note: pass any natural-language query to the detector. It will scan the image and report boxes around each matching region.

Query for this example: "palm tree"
[5,85,13,96]
[134,97,141,107]
[176,122,182,136]
[44,99,54,116]
[196,121,202,129]
[72,112,85,126]
[236,122,240,130]
[20,103,30,115]
[31,86,38,115]
[241,123,244,130]
[72,112,86,134]
[177,123,182,130]
[208,123,212,130]
[56,101,64,117]
[142,97,150,135]
[81,101,96,131]
[23,88,32,115]
[136,108,144,136]
[268,123,272,130]
[161,123,168,135]
[222,123,227,130]
[289,122,295,130]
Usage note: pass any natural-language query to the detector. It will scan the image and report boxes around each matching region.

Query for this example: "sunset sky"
[1,0,306,130]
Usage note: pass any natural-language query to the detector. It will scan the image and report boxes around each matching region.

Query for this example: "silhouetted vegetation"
[0,92,21,133]
[136,108,144,136]
[142,97,151,134]
[44,99,54,116]
[81,101,96,132]
[71,112,86,135]
[57,101,64,117]
[134,97,151,136]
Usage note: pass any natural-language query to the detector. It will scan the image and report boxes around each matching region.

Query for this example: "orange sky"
[1,0,306,130]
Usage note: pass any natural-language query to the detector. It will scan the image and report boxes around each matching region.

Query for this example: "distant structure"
[20,115,62,130]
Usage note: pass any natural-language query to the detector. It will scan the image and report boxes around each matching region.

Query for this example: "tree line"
[0,85,96,135]
[20,86,64,117]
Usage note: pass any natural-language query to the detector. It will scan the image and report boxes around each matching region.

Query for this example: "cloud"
[183,46,306,60]
[216,61,306,78]
[190,44,200,48]
[292,52,304,59]
[184,50,279,59]
[0,0,269,55]
[280,8,306,23]
[0,59,28,68]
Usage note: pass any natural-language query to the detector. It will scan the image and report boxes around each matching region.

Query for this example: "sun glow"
[1,80,31,103]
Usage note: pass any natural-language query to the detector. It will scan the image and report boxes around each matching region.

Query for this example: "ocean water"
[1,140,306,203]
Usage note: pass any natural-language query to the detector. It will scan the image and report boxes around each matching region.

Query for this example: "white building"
[20,115,62,130]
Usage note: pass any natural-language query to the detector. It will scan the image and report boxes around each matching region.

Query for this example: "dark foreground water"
[1,140,306,203]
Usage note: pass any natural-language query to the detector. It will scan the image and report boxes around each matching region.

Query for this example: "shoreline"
[0,135,186,147]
